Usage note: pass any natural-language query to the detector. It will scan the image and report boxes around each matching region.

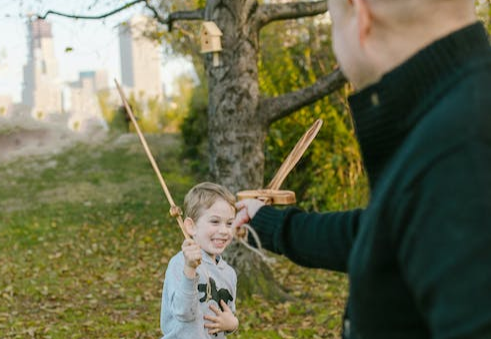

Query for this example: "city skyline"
[19,15,165,120]
[0,0,194,103]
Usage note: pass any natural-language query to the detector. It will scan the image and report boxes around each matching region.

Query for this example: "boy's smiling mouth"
[211,238,228,248]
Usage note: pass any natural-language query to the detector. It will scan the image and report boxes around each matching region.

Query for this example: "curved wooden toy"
[237,119,322,206]
[236,189,296,205]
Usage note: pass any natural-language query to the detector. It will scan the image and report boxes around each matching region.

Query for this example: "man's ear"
[184,217,196,237]
[353,0,372,45]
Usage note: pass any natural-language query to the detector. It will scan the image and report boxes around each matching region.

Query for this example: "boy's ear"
[184,217,196,237]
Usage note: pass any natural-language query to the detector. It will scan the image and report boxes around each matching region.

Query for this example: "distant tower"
[22,18,63,118]
[68,70,108,132]
[119,15,162,99]
[69,70,108,117]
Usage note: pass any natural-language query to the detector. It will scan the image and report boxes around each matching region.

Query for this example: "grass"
[0,132,348,339]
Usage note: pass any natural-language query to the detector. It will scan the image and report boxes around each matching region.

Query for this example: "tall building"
[67,70,108,131]
[22,19,63,118]
[119,15,162,99]
[69,70,107,114]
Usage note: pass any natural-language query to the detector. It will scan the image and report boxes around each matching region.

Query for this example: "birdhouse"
[200,21,223,67]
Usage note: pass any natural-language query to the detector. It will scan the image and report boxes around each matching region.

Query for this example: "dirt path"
[0,115,107,163]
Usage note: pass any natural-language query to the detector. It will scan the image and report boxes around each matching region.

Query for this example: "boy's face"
[189,198,235,260]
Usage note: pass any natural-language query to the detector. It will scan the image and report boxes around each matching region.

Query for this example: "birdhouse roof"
[201,21,223,36]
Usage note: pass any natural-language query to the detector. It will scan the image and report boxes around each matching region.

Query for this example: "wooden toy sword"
[114,79,189,239]
[237,119,323,205]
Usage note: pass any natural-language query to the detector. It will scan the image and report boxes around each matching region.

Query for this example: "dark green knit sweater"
[251,22,491,339]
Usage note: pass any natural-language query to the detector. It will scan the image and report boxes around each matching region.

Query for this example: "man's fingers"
[233,199,265,229]
[232,207,250,229]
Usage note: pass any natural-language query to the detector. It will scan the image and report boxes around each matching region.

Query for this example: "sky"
[0,0,194,103]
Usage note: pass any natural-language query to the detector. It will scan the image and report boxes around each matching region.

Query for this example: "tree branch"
[37,0,204,31]
[163,9,205,31]
[258,68,347,124]
[37,0,147,20]
[256,0,328,30]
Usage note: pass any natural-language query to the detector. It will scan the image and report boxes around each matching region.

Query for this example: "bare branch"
[256,0,328,30]
[163,9,205,31]
[37,0,204,32]
[142,0,205,30]
[142,1,166,23]
[37,0,146,20]
[258,68,347,124]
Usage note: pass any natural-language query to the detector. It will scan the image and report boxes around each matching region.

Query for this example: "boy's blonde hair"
[183,182,236,221]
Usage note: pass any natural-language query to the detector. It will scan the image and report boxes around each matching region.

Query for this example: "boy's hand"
[182,238,201,278]
[204,300,239,335]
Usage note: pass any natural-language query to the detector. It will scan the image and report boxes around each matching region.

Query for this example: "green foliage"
[97,90,115,124]
[260,19,368,212]
[164,75,196,132]
[180,70,210,178]
[97,82,193,135]
[175,13,369,212]
[125,93,165,133]
[476,0,491,32]
[151,0,204,64]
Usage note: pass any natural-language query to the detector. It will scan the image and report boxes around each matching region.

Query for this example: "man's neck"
[362,11,478,89]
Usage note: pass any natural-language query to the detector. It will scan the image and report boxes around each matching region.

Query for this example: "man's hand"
[232,199,265,238]
[182,238,201,278]
[204,300,239,335]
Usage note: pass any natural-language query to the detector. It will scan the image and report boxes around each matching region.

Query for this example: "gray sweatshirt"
[160,250,237,339]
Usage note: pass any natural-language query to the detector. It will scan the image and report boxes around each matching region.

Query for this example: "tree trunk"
[226,241,293,301]
[204,0,290,299]
[205,1,266,192]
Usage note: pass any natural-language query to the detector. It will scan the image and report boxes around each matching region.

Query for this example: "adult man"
[234,0,491,338]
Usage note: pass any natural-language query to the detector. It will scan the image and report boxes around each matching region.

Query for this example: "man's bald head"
[327,0,477,89]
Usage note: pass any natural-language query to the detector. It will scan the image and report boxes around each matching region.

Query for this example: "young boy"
[160,182,239,338]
